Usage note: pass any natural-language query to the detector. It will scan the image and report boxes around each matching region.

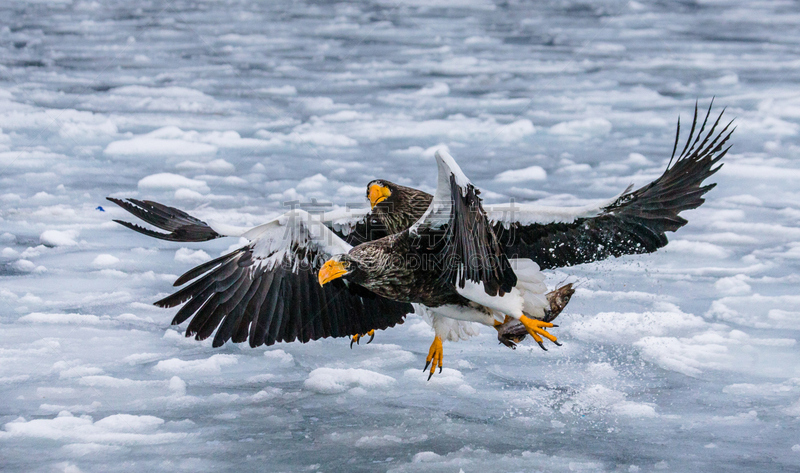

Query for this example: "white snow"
[261,85,297,95]
[173,248,210,265]
[569,306,707,344]
[2,1,800,471]
[17,313,102,325]
[494,165,548,183]
[154,355,238,375]
[40,230,79,247]
[304,368,396,394]
[662,240,731,259]
[137,173,210,193]
[91,254,120,267]
[105,138,218,158]
[262,349,294,366]
[1,412,185,445]
[550,117,613,137]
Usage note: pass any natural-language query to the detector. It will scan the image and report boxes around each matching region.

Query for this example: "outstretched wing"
[322,206,392,245]
[154,209,412,347]
[410,150,517,297]
[488,103,732,270]
[107,197,387,245]
[106,198,224,242]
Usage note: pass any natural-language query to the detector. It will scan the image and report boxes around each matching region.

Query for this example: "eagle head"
[366,179,394,209]
[318,254,360,286]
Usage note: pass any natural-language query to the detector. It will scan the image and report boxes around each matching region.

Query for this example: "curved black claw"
[537,340,548,351]
[366,331,374,344]
[350,332,366,348]
[424,336,444,381]
[499,339,518,350]
[553,340,563,347]
[425,365,443,380]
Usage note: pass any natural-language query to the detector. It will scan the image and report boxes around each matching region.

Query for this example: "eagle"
[108,104,732,379]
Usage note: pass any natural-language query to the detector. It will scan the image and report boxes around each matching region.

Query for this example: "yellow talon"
[519,315,561,351]
[350,330,376,348]
[423,336,443,380]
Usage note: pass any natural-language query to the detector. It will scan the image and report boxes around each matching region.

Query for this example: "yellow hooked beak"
[318,260,349,286]
[368,183,391,209]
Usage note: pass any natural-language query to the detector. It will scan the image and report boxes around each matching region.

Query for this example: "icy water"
[2,0,800,471]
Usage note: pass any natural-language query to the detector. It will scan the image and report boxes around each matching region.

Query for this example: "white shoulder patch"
[485,190,627,227]
[434,149,471,191]
[323,206,371,236]
[241,209,353,272]
[409,149,474,234]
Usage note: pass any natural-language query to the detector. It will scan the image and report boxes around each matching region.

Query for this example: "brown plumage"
[322,152,518,311]
[493,103,732,269]
[349,103,732,272]
[107,103,732,352]
[367,180,432,236]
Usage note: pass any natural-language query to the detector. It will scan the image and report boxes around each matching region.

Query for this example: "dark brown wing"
[336,214,391,246]
[411,151,517,297]
[106,197,222,242]
[156,212,413,347]
[493,102,732,270]
[107,197,392,245]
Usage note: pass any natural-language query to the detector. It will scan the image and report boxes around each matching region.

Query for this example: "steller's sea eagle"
[108,103,732,378]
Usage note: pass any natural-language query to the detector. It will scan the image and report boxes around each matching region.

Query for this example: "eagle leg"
[495,284,574,348]
[350,330,376,348]
[423,336,443,381]
[518,316,560,349]
[530,331,547,351]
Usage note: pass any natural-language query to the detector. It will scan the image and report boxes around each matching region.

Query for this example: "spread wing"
[487,103,732,270]
[322,206,392,245]
[106,198,225,242]
[106,197,386,245]
[152,209,412,347]
[409,150,517,297]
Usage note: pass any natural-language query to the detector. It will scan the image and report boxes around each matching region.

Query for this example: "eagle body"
[328,151,542,330]
[346,231,470,308]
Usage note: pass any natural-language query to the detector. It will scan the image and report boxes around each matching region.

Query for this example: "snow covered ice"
[2,0,800,471]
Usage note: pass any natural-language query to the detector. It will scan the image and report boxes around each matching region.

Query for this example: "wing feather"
[249,270,280,347]
[108,197,386,246]
[212,278,259,347]
[158,209,412,347]
[410,150,517,297]
[106,198,223,242]
[490,104,731,269]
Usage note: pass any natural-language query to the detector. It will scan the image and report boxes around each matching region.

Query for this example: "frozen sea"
[2,0,800,471]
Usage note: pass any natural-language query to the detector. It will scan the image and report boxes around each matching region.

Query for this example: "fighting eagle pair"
[109,104,732,379]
